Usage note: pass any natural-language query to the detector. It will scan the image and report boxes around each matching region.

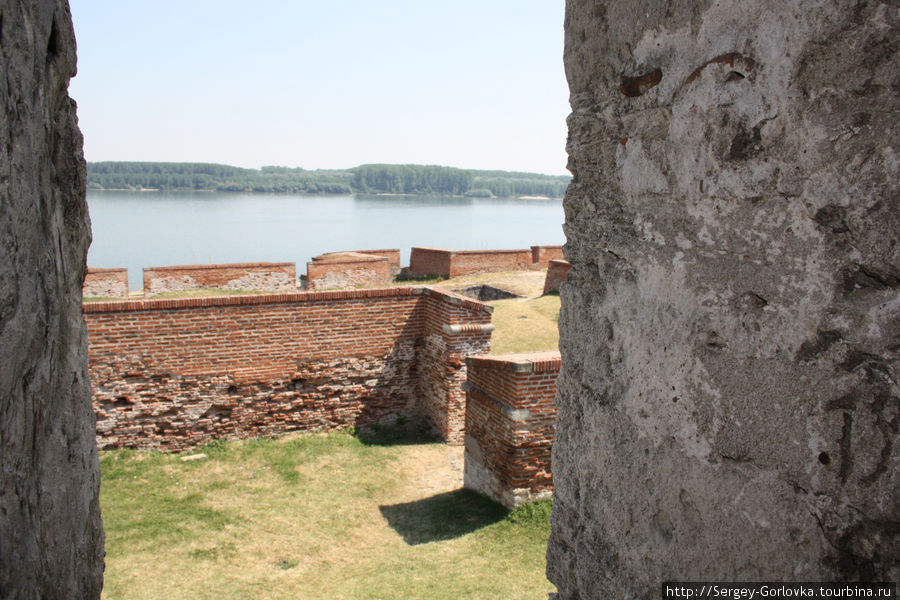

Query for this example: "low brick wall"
[143,262,297,296]
[463,351,559,508]
[352,249,402,275]
[305,252,392,290]
[83,268,129,299]
[530,245,564,268]
[409,245,563,278]
[408,247,454,278]
[84,287,492,451]
[542,259,571,294]
[449,249,533,277]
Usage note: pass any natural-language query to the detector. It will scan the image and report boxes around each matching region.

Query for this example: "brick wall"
[418,290,495,443]
[305,252,392,290]
[463,351,559,508]
[542,259,571,294]
[83,268,129,299]
[448,249,533,277]
[530,245,564,268]
[409,245,563,278]
[408,247,454,278]
[352,249,402,276]
[84,287,492,451]
[142,262,297,296]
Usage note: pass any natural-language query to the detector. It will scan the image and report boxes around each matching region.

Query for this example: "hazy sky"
[69,1,570,176]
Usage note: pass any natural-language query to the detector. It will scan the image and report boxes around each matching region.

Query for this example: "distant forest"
[86,162,571,198]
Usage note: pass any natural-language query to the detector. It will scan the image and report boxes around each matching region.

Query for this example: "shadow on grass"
[354,422,441,447]
[379,488,507,545]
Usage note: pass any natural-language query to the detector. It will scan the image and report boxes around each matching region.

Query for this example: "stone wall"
[409,245,563,278]
[84,287,492,450]
[463,352,559,508]
[550,0,899,596]
[0,0,105,596]
[304,252,393,290]
[143,262,297,296]
[542,260,571,295]
[83,267,129,299]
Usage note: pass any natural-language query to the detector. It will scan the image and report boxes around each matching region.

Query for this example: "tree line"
[87,162,570,198]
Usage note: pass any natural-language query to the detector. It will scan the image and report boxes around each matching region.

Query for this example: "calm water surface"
[86,191,565,289]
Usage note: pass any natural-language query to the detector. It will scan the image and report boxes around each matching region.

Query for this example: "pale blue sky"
[69,1,570,175]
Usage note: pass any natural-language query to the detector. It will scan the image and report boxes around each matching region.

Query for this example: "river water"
[86,191,566,289]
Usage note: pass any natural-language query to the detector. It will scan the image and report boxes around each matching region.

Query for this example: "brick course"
[142,262,297,296]
[463,351,560,507]
[83,268,129,298]
[85,287,492,450]
[408,245,564,278]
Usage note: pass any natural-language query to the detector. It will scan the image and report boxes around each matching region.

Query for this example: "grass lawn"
[487,295,560,354]
[100,431,554,600]
[430,270,547,298]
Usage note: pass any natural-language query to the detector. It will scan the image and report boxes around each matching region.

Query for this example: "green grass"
[100,431,554,599]
[487,295,560,354]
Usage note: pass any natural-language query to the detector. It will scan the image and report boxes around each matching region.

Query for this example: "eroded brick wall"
[85,287,491,450]
[83,268,129,299]
[352,249,402,275]
[305,253,392,290]
[419,290,495,443]
[143,262,297,296]
[463,351,559,507]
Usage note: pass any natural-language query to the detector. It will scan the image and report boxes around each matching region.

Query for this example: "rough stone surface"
[550,0,899,597]
[0,1,104,597]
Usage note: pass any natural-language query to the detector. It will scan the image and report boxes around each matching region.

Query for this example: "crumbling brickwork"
[83,267,129,298]
[463,352,559,508]
[305,252,393,290]
[85,287,492,450]
[143,262,296,296]
[550,0,899,596]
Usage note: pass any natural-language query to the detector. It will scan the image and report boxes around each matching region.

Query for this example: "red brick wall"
[84,287,492,451]
[543,259,571,294]
[409,246,562,278]
[448,249,533,277]
[142,262,297,296]
[530,245,564,268]
[408,247,454,278]
[352,249,401,274]
[463,351,559,507]
[83,268,129,298]
[418,290,495,443]
[305,253,393,290]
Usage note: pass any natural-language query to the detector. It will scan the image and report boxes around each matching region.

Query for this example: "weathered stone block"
[0,1,104,596]
[550,0,899,596]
